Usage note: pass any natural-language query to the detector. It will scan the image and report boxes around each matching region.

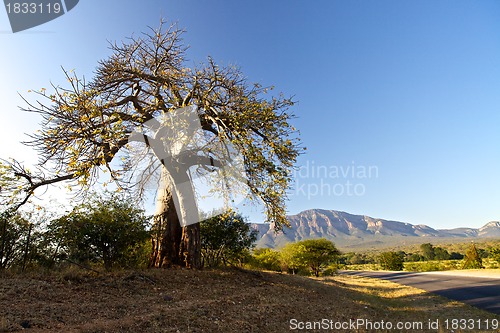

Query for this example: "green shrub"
[0,213,31,269]
[251,248,281,271]
[47,192,151,270]
[200,212,257,268]
[322,262,341,276]
[378,251,404,271]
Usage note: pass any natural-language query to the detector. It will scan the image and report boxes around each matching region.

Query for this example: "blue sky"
[1,1,500,229]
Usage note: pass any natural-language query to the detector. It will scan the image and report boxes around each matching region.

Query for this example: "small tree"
[379,251,404,271]
[406,253,424,262]
[200,212,257,267]
[279,242,305,274]
[280,239,340,277]
[462,243,483,269]
[0,213,30,269]
[296,239,340,277]
[348,253,367,265]
[434,247,451,260]
[420,243,435,261]
[490,247,500,263]
[251,248,281,271]
[49,192,150,270]
[449,252,464,260]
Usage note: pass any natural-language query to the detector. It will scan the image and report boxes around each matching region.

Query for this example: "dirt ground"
[0,268,498,332]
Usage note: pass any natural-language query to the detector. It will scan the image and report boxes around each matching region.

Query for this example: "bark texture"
[149,185,183,267]
[149,172,202,269]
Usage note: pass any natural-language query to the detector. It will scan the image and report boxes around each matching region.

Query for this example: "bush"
[200,212,257,268]
[490,247,500,263]
[434,247,451,260]
[0,213,31,269]
[449,252,464,260]
[420,243,435,261]
[322,262,341,276]
[378,251,404,271]
[47,192,151,270]
[251,248,281,271]
[405,253,424,262]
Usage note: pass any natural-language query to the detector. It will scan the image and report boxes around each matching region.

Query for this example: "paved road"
[339,270,500,315]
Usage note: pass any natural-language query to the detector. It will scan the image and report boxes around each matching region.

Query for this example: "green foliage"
[278,242,304,274]
[0,213,31,269]
[420,243,435,261]
[251,248,281,271]
[200,212,257,268]
[491,247,500,263]
[462,243,484,269]
[280,238,340,277]
[418,243,451,261]
[433,246,451,260]
[404,260,460,272]
[322,262,341,276]
[341,252,373,265]
[405,253,424,262]
[378,251,404,271]
[48,192,150,270]
[5,21,302,234]
[449,252,464,260]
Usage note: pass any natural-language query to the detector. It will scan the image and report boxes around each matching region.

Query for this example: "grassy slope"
[0,268,499,332]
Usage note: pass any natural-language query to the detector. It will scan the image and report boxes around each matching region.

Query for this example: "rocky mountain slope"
[252,209,500,249]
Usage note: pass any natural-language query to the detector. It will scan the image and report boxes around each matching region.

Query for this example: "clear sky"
[1,1,500,229]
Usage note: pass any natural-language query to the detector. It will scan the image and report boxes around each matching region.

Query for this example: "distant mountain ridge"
[251,209,500,249]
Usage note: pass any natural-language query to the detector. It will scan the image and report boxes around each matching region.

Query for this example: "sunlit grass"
[320,274,500,332]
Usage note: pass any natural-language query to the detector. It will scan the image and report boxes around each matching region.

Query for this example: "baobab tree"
[0,21,301,268]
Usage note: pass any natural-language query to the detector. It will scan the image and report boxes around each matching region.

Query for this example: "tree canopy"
[0,20,302,268]
[1,20,301,227]
[280,238,340,276]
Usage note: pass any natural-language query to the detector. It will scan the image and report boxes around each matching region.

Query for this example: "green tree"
[48,192,150,270]
[251,248,281,271]
[1,21,301,269]
[449,252,464,260]
[406,253,424,262]
[433,247,451,260]
[279,242,305,274]
[297,239,340,277]
[348,253,366,265]
[420,243,435,261]
[490,247,500,263]
[462,243,484,269]
[200,212,257,267]
[379,251,404,271]
[280,239,340,277]
[0,213,31,269]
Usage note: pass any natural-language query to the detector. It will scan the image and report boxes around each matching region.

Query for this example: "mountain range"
[251,209,500,250]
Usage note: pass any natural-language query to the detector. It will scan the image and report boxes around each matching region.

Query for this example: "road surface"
[340,270,500,315]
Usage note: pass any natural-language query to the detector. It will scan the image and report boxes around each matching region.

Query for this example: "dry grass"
[0,268,498,332]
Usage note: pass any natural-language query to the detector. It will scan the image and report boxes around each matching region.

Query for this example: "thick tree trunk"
[179,223,201,269]
[149,184,183,267]
[149,169,202,269]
